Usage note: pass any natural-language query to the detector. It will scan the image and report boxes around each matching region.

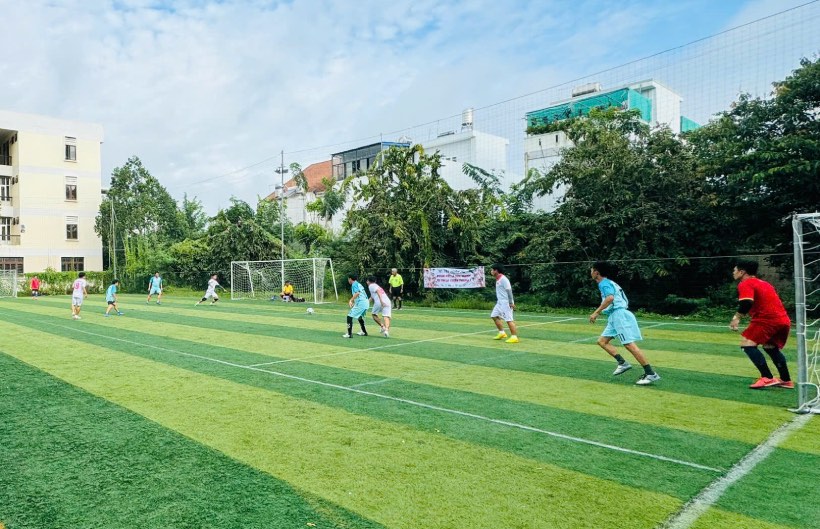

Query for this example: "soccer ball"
[306,307,315,315]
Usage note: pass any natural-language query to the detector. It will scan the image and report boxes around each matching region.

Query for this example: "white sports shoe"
[612,362,633,376]
[636,373,661,385]
[357,331,368,336]
[72,315,79,320]
[383,331,390,338]
[342,333,352,338]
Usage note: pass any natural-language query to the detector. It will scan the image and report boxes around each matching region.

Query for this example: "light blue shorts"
[601,309,643,345]
[348,304,368,319]
[149,288,161,295]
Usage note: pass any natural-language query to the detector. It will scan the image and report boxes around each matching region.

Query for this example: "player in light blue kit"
[104,279,124,317]
[343,273,370,338]
[589,261,659,385]
[146,272,163,304]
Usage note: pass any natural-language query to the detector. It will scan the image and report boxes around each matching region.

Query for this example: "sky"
[0,0,815,213]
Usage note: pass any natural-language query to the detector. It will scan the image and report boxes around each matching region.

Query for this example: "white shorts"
[204,290,218,299]
[372,302,392,318]
[72,295,84,307]
[491,302,514,322]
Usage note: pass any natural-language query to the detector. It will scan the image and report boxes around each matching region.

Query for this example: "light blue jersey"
[106,284,117,302]
[351,281,369,308]
[149,276,162,290]
[598,278,628,315]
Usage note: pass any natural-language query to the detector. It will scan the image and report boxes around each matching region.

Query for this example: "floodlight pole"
[275,151,288,287]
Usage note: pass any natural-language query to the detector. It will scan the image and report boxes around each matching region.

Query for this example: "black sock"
[346,316,353,335]
[742,346,774,378]
[358,317,367,335]
[614,354,626,365]
[764,347,791,381]
[643,364,655,375]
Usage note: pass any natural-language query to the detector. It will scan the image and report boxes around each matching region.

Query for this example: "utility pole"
[274,150,288,287]
[110,196,117,278]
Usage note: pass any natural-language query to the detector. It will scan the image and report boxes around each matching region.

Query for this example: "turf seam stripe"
[50,322,723,473]
[246,317,580,367]
[656,413,813,529]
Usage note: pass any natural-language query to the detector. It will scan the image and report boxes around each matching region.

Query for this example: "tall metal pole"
[275,150,288,288]
[110,196,117,278]
[792,214,808,411]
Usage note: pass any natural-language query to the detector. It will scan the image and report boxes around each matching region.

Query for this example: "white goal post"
[0,270,18,297]
[792,212,820,414]
[230,258,338,303]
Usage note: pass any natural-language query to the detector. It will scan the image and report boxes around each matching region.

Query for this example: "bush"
[22,269,113,296]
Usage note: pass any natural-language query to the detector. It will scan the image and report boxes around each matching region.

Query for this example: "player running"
[195,274,223,306]
[490,264,519,343]
[71,271,88,320]
[146,272,163,304]
[589,261,660,385]
[366,276,392,338]
[343,273,370,338]
[730,259,793,389]
[105,279,124,317]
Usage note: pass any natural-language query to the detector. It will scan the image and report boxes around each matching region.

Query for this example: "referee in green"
[388,268,404,310]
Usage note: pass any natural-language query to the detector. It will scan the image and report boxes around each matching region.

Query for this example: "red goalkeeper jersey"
[737,277,790,324]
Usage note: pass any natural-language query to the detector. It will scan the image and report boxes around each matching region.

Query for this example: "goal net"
[793,213,820,414]
[0,270,18,297]
[230,258,338,303]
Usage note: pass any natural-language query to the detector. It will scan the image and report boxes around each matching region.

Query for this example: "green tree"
[344,145,500,277]
[203,198,283,275]
[178,193,208,239]
[688,57,820,251]
[518,107,731,308]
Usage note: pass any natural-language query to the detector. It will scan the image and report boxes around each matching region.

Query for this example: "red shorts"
[742,320,791,349]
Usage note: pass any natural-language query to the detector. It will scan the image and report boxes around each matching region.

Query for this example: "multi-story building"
[0,110,104,273]
[523,80,698,211]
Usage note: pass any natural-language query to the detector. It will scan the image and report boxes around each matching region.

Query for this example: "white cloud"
[0,0,814,213]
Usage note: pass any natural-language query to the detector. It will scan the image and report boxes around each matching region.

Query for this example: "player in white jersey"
[71,271,88,320]
[366,276,392,338]
[490,264,519,343]
[195,274,222,306]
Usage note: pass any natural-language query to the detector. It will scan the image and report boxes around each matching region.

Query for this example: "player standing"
[366,276,392,338]
[146,272,163,304]
[490,264,519,343]
[388,268,404,310]
[105,279,124,317]
[343,273,370,338]
[729,259,793,389]
[589,261,660,385]
[195,274,222,306]
[71,272,88,320]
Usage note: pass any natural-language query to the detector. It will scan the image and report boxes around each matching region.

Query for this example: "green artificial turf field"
[0,294,817,529]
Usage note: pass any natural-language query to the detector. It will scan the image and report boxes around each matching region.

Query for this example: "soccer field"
[0,294,817,529]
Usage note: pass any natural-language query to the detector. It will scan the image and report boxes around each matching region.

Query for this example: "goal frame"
[230,257,338,303]
[792,212,820,414]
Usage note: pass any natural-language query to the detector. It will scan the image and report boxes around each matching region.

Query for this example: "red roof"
[265,160,333,200]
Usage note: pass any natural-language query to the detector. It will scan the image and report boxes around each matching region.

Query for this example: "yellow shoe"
[493,332,508,340]
[505,336,520,343]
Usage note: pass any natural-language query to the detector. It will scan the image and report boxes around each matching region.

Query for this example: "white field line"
[657,413,813,529]
[51,322,721,473]
[246,317,580,367]
[351,322,671,389]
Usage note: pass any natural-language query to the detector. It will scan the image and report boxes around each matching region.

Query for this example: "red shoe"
[777,380,795,389]
[749,377,779,389]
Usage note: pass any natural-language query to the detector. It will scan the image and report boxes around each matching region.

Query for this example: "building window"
[61,257,84,272]
[0,217,10,241]
[66,216,78,240]
[351,159,361,172]
[0,257,23,273]
[65,137,77,161]
[65,176,78,200]
[0,176,9,201]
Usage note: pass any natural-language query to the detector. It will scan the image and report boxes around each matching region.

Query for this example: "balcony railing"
[0,154,11,166]
[0,235,20,245]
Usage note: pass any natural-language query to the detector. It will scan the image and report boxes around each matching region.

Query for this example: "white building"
[0,110,104,273]
[524,80,698,211]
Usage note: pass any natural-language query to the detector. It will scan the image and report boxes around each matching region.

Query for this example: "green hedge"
[21,270,113,296]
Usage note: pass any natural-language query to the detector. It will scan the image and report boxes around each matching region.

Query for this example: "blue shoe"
[117,312,124,316]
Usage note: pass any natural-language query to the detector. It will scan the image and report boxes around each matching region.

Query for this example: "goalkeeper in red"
[730,259,793,389]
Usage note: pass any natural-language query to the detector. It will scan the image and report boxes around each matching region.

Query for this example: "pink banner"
[423,267,486,289]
